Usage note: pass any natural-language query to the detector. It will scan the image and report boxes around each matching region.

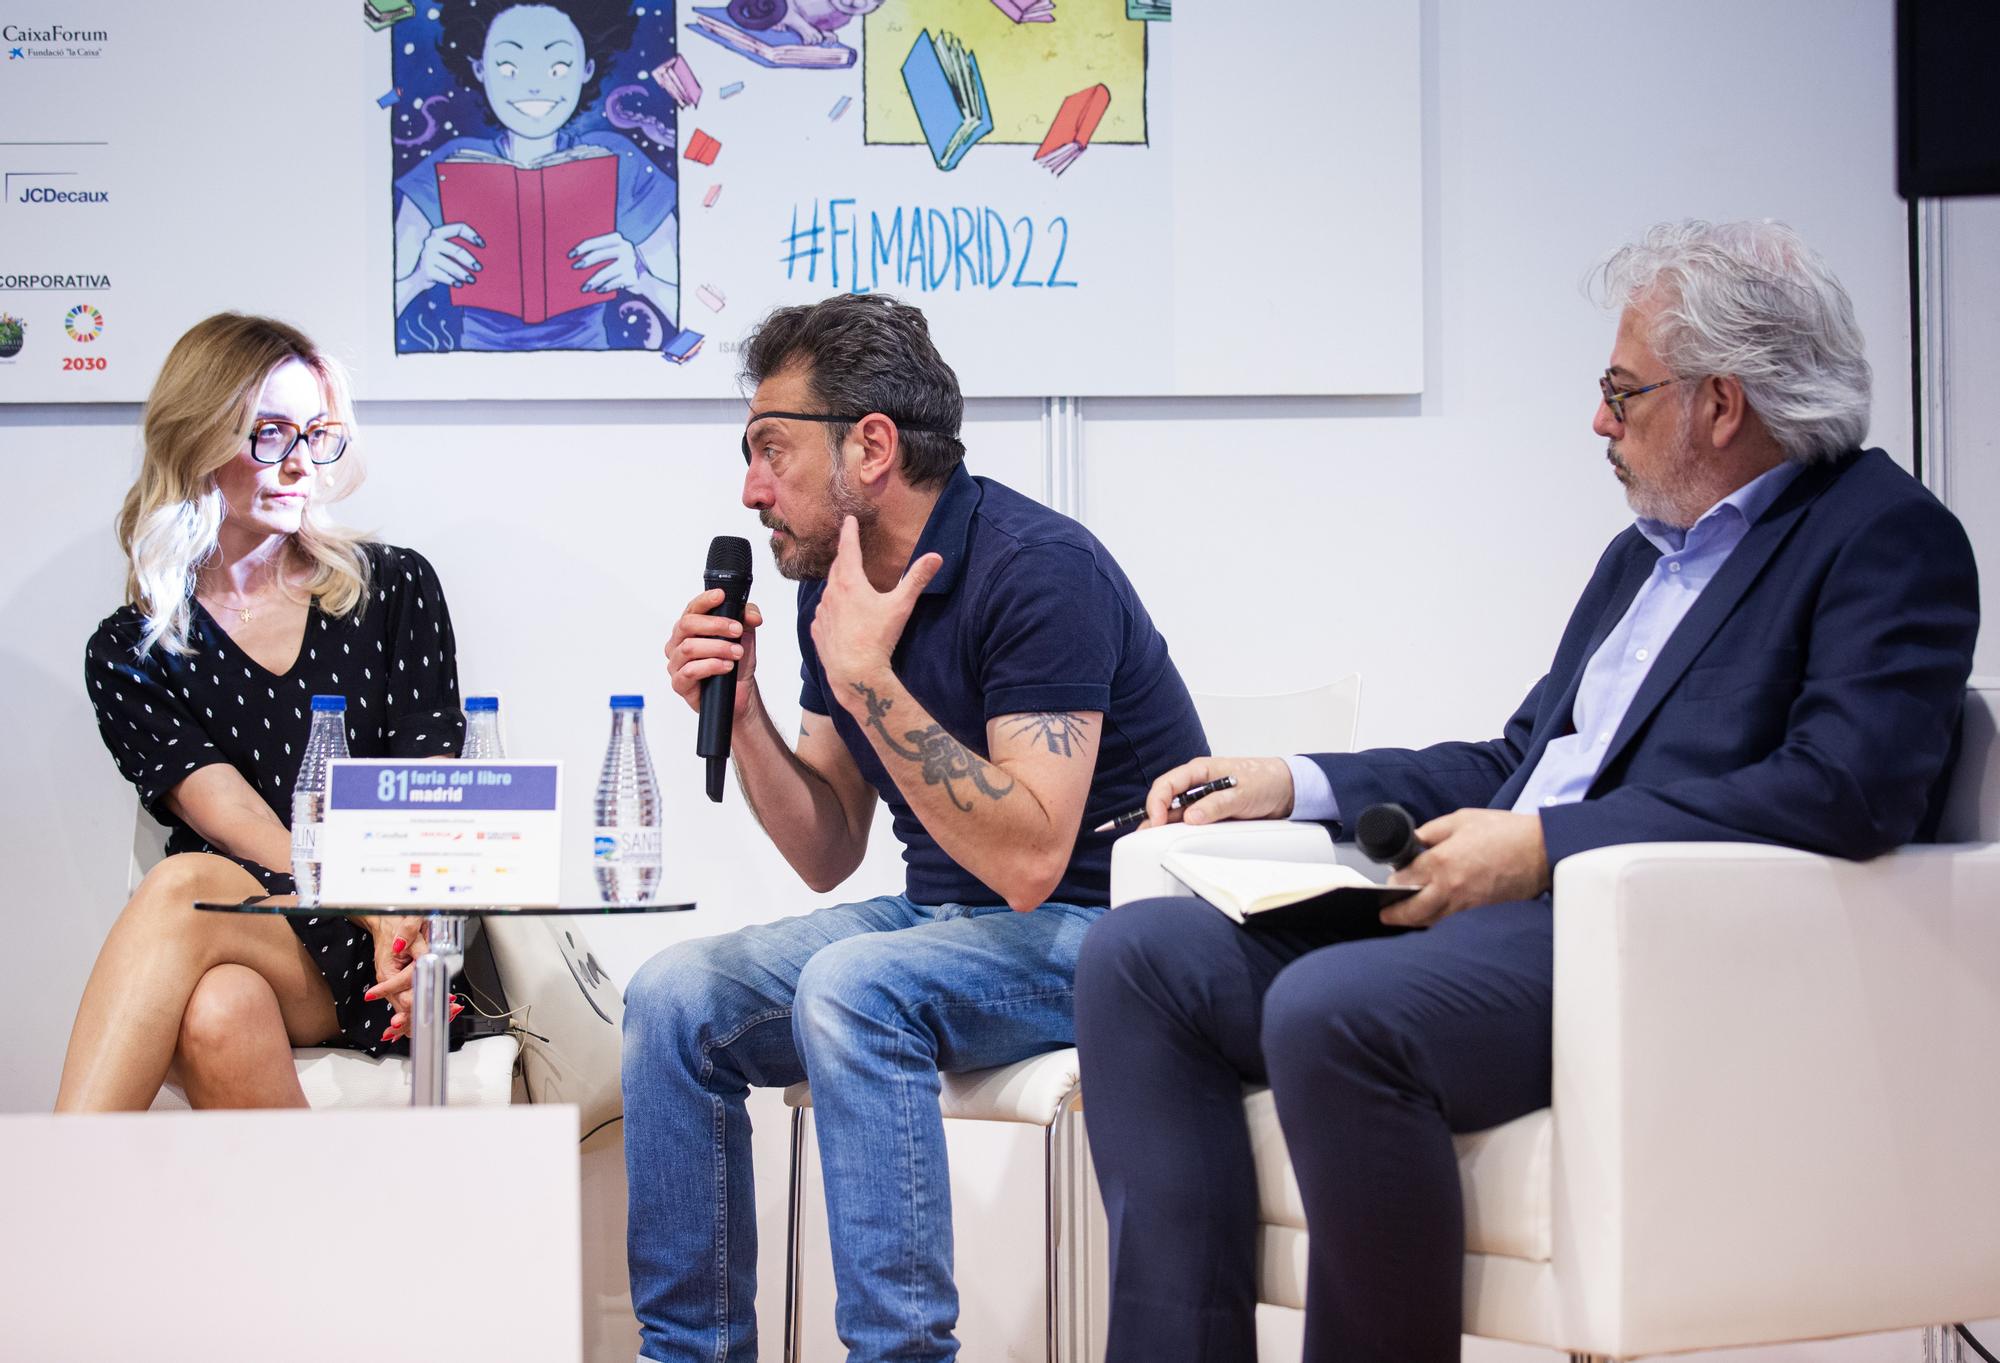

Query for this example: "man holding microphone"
[621,294,1206,1363]
[1071,220,1980,1363]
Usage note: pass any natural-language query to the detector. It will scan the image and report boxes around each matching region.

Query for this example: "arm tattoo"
[1003,711,1092,758]
[851,682,1015,812]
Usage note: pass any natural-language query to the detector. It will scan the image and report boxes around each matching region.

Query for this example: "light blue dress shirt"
[1287,461,1804,825]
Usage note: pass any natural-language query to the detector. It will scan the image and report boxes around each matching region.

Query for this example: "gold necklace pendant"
[238,606,254,624]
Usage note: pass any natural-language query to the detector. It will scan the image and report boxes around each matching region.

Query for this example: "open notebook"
[1161,850,1417,926]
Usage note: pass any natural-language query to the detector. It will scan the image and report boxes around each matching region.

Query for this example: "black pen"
[1093,776,1238,834]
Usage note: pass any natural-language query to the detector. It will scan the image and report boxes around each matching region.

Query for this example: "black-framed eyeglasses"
[740,410,957,465]
[1598,370,1676,424]
[247,418,349,465]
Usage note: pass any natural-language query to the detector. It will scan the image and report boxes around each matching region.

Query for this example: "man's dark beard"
[761,464,876,580]
[758,512,825,581]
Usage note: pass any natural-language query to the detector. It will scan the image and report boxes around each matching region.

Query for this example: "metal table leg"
[409,912,464,1107]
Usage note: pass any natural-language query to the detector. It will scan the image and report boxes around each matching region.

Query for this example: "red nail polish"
[390,937,408,955]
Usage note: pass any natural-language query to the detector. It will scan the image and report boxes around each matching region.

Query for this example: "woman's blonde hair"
[117,313,372,655]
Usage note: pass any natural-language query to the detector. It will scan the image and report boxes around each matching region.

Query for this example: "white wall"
[3,2,1988,1361]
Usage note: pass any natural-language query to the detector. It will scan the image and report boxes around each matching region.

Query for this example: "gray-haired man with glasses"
[1071,219,1980,1363]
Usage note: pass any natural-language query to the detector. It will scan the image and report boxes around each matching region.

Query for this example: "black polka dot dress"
[85,543,468,1055]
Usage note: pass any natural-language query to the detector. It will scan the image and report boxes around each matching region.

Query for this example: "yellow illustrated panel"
[863,0,1149,148]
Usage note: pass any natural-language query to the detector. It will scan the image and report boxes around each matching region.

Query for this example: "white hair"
[1595,220,1872,463]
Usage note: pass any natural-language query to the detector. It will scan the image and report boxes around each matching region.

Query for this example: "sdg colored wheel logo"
[64,304,104,343]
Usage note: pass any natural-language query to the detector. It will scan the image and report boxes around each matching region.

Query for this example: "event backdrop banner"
[0,2,1421,402]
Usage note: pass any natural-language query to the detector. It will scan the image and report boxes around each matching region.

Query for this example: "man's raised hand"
[813,516,943,690]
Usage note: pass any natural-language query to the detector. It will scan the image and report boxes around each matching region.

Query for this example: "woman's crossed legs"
[56,852,342,1111]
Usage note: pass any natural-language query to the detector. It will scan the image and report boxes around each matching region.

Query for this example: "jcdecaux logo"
[14,178,107,203]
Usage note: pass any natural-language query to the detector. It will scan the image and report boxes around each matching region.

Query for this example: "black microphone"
[1355,802,1426,870]
[696,535,753,803]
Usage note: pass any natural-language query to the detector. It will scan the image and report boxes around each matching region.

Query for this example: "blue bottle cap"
[465,696,499,712]
[610,694,646,710]
[310,694,347,713]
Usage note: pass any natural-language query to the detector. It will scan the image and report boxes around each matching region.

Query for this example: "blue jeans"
[622,894,1103,1363]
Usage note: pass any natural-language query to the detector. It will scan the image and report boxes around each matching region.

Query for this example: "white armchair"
[1111,685,2000,1361]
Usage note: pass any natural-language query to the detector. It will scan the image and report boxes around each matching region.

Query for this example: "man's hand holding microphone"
[667,538,761,801]
[667,593,763,717]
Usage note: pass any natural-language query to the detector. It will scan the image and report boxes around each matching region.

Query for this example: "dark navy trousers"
[1074,894,1555,1363]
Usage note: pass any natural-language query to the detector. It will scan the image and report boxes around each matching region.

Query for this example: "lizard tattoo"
[851,683,1015,812]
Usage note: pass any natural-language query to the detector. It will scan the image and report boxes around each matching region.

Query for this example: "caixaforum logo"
[5,22,109,59]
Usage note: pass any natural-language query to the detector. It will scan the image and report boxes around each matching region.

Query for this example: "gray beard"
[1610,433,1713,531]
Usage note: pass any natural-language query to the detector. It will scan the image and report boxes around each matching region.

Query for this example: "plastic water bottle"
[461,696,505,760]
[291,695,349,906]
[594,694,661,904]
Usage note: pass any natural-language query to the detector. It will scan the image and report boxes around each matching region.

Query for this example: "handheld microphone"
[696,535,753,803]
[1355,802,1426,870]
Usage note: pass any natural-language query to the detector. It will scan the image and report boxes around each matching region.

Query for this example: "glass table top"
[196,897,695,917]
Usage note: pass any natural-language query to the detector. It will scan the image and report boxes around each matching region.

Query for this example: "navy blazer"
[1309,449,1980,863]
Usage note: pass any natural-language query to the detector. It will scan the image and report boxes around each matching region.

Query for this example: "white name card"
[319,759,562,906]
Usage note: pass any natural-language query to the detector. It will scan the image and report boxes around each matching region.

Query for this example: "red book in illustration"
[435,146,617,324]
[1034,84,1111,176]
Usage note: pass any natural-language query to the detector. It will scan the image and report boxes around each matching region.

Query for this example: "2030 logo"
[63,303,103,343]
[62,305,108,368]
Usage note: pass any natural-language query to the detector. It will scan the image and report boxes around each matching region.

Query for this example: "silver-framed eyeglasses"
[1598,370,1676,424]
[247,418,349,465]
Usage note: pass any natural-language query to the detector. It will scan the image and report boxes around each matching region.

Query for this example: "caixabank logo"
[5,22,109,60]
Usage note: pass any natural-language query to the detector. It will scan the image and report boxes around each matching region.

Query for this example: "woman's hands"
[360,916,462,1045]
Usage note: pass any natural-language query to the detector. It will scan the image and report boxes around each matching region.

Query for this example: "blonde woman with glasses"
[58,313,468,1110]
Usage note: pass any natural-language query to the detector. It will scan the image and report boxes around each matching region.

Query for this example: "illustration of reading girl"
[392,0,679,351]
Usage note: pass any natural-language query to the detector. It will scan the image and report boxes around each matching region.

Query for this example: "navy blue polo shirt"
[798,464,1208,908]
